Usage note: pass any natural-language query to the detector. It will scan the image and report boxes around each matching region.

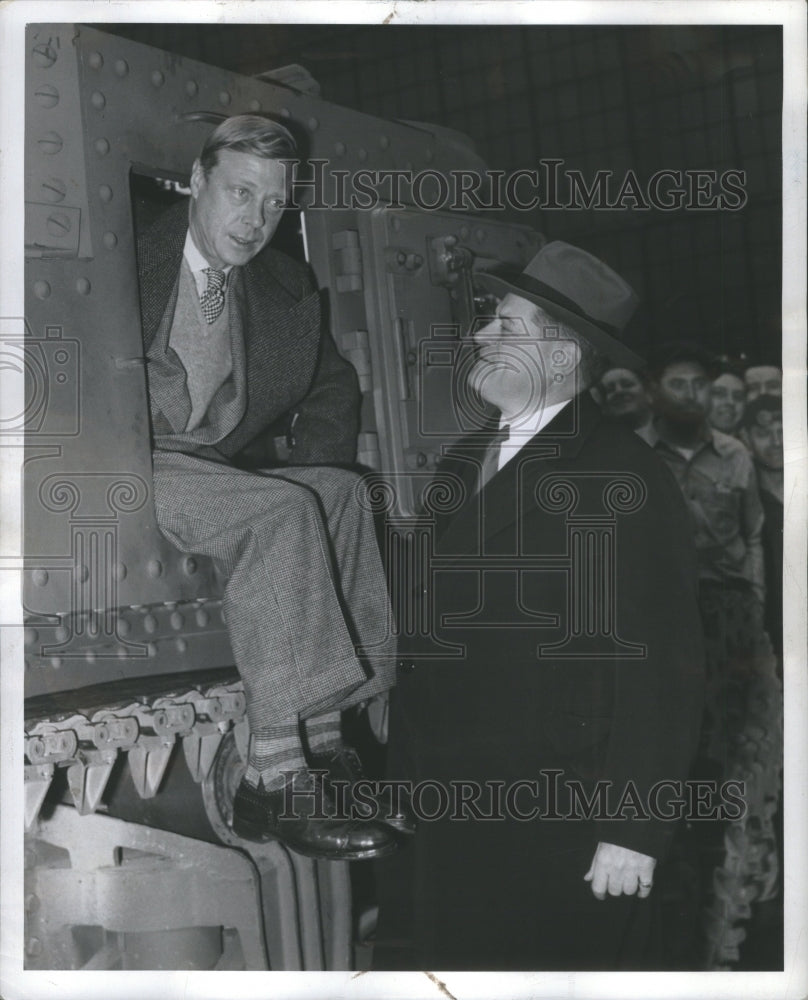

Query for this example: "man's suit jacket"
[136,199,360,467]
[394,393,705,860]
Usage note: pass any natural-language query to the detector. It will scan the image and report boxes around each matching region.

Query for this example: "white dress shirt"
[183,230,233,295]
[496,399,571,472]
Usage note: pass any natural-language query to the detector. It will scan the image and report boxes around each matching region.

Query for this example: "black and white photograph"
[1,2,805,998]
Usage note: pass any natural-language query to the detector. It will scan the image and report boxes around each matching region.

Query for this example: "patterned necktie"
[477,425,510,493]
[200,267,226,324]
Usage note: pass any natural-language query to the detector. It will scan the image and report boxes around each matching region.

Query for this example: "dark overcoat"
[136,199,359,466]
[375,394,706,970]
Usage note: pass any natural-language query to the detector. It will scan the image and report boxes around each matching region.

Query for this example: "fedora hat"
[476,241,642,369]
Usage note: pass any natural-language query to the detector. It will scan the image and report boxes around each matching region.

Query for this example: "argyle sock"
[304,711,343,755]
[244,720,306,790]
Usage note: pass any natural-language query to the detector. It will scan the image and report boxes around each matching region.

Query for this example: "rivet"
[114,561,126,580]
[54,625,69,642]
[74,564,89,583]
[143,614,158,634]
[46,212,71,237]
[147,559,162,578]
[308,117,319,131]
[358,147,368,161]
[170,612,184,630]
[114,59,129,77]
[85,650,96,663]
[24,628,38,646]
[26,937,42,958]
[75,277,91,295]
[175,637,188,653]
[94,138,110,155]
[147,642,157,658]
[32,569,49,587]
[425,147,434,162]
[219,91,231,106]
[117,618,131,637]
[38,131,63,155]
[380,135,390,149]
[151,70,165,87]
[50,657,62,669]
[249,98,260,111]
[184,557,197,575]
[33,281,51,300]
[99,185,113,203]
[460,225,469,239]
[87,51,104,70]
[32,43,58,68]
[280,107,291,118]
[91,91,106,110]
[335,141,346,156]
[34,84,60,109]
[103,231,118,249]
[41,177,66,202]
[195,609,210,627]
[185,80,198,97]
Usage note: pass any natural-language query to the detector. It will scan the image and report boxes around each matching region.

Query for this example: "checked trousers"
[152,450,397,730]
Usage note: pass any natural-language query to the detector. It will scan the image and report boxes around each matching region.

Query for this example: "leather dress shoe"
[231,771,397,860]
[309,745,417,836]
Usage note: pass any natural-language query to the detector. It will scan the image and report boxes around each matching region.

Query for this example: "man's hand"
[584,841,656,900]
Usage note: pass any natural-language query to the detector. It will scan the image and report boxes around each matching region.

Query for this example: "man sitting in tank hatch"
[136,114,412,860]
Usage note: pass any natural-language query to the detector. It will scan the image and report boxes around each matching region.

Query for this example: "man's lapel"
[435,394,603,553]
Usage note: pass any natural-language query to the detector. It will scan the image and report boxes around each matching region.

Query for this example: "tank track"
[24,674,248,830]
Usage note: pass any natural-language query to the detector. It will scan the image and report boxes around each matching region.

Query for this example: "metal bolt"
[32,44,58,68]
[117,619,131,638]
[308,117,319,131]
[24,628,38,646]
[151,70,165,87]
[114,562,127,580]
[184,557,197,575]
[37,131,63,155]
[114,59,129,77]
[147,559,163,578]
[170,612,184,630]
[99,185,113,203]
[94,138,110,155]
[175,637,188,653]
[33,281,51,300]
[195,609,210,628]
[280,107,291,118]
[249,98,260,111]
[87,51,103,70]
[34,84,59,108]
[26,938,42,958]
[54,625,69,642]
[76,277,91,295]
[91,91,106,110]
[46,212,71,237]
[219,91,231,106]
[41,177,66,202]
[103,231,118,249]
[185,80,198,96]
[32,569,49,587]
[143,614,158,634]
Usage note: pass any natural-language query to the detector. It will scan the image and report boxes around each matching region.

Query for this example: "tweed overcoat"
[136,198,360,466]
[375,393,706,969]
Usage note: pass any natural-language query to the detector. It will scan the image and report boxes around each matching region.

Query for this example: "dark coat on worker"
[375,393,706,970]
[136,198,359,467]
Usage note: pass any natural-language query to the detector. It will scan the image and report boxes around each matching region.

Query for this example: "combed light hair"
[199,114,298,175]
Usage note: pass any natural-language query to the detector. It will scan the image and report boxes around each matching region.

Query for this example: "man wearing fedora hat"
[374,242,706,970]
